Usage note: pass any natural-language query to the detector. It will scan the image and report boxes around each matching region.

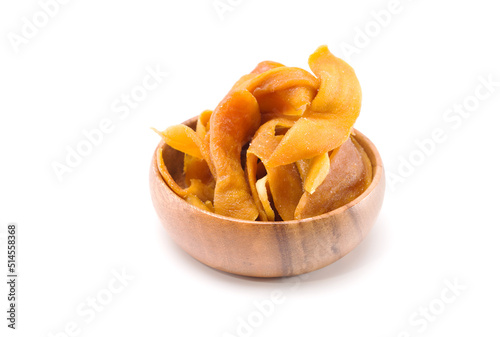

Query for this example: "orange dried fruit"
[154,45,371,220]
[301,152,331,194]
[209,89,261,220]
[256,175,275,221]
[294,137,372,219]
[266,163,303,221]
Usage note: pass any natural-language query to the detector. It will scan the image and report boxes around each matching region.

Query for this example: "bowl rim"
[151,117,384,227]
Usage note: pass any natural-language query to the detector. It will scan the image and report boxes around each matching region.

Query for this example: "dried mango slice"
[302,152,330,194]
[196,109,212,140]
[256,175,275,221]
[264,46,361,167]
[308,45,362,116]
[266,163,303,221]
[157,146,186,198]
[248,63,316,118]
[229,61,283,94]
[294,137,372,219]
[184,154,212,185]
[210,90,261,220]
[247,67,319,95]
[204,200,215,212]
[251,61,285,74]
[157,146,214,202]
[153,125,203,160]
[154,118,215,187]
[247,118,295,164]
[154,113,216,177]
[185,194,212,212]
[154,45,370,221]
[186,179,214,203]
[295,159,309,182]
[257,86,316,117]
[246,152,269,221]
[264,111,349,166]
[248,131,303,220]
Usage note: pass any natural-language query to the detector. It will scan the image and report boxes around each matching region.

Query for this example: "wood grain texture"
[149,117,385,277]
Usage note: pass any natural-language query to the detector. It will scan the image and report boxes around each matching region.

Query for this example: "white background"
[1,0,499,336]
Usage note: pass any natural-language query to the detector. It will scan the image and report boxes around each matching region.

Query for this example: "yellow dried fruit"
[154,45,372,220]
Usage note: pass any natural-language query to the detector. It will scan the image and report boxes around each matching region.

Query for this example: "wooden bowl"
[150,117,385,278]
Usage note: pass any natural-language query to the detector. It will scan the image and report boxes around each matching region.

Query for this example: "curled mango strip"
[183,154,212,186]
[256,175,275,221]
[210,90,261,220]
[257,86,316,117]
[153,123,216,182]
[186,110,215,184]
[247,118,295,164]
[186,179,214,203]
[266,163,303,221]
[295,159,309,182]
[251,61,285,74]
[157,146,186,197]
[249,150,304,222]
[153,110,215,178]
[196,109,212,140]
[300,152,331,194]
[248,131,303,221]
[230,61,285,92]
[264,46,362,167]
[294,137,372,220]
[246,152,268,221]
[154,45,371,220]
[157,147,214,202]
[233,65,318,120]
[247,67,319,96]
[153,125,203,159]
[309,45,362,116]
[186,194,213,213]
[265,111,350,167]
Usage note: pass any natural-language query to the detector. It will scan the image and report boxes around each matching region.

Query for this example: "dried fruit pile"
[154,46,372,221]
